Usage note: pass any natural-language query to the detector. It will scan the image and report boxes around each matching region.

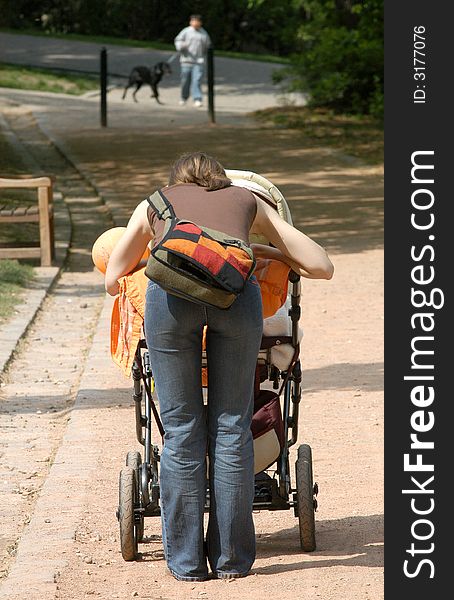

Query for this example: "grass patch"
[252,106,383,165]
[0,62,98,95]
[0,27,290,65]
[0,259,35,322]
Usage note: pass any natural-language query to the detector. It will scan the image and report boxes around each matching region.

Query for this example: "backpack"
[145,189,256,309]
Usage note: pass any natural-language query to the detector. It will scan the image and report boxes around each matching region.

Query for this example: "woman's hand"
[105,200,153,296]
[251,197,334,280]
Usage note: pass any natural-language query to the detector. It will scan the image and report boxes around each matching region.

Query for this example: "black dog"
[122,62,171,104]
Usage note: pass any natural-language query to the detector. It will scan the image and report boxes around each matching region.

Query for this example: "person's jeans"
[180,63,204,102]
[144,279,263,581]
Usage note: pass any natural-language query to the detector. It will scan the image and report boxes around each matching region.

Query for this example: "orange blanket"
[110,268,148,377]
[254,258,290,319]
[111,258,291,378]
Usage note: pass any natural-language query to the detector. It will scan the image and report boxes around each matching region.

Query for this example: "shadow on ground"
[303,361,384,393]
[1,357,383,415]
[124,513,384,572]
[255,513,383,573]
[0,386,132,416]
[1,355,383,416]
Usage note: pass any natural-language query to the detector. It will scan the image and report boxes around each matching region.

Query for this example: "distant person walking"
[174,14,211,108]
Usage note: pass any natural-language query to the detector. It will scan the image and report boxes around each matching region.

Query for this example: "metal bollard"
[100,47,107,127]
[207,46,215,124]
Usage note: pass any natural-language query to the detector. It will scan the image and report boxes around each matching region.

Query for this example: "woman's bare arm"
[251,243,328,279]
[104,200,153,295]
[251,196,334,280]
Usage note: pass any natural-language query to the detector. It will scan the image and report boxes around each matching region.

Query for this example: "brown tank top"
[147,183,257,247]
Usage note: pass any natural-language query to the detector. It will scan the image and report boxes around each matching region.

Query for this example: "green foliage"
[278,0,383,117]
[0,259,34,286]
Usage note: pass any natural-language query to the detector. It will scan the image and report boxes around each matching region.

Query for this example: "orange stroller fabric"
[254,258,291,319]
[110,268,148,378]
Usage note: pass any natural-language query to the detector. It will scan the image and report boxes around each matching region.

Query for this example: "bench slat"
[0,177,52,189]
[0,204,39,220]
[0,208,15,216]
[12,206,27,216]
[0,214,40,223]
[0,205,40,215]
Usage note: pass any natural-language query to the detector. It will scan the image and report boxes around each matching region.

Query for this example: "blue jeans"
[144,279,263,581]
[180,63,204,102]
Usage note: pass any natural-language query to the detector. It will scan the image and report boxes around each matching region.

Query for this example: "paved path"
[0,32,304,115]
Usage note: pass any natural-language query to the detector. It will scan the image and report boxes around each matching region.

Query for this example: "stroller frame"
[116,172,318,560]
[117,272,318,560]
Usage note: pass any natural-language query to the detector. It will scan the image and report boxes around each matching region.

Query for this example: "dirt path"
[0,106,383,599]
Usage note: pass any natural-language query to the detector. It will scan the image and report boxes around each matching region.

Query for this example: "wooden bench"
[0,177,55,267]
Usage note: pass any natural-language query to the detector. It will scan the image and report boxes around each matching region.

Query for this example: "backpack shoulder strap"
[146,189,176,221]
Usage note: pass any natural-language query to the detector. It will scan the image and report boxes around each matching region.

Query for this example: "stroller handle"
[289,270,300,284]
[225,169,293,225]
[288,271,301,347]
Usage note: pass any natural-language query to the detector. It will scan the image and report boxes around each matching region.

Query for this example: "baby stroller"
[116,170,318,560]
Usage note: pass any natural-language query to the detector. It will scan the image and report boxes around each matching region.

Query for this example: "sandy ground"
[0,93,383,599]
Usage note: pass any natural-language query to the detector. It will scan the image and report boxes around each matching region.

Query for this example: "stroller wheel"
[118,466,139,560]
[126,451,145,541]
[295,444,316,551]
[126,450,141,471]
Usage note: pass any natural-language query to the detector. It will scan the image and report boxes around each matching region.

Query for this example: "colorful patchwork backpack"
[145,190,256,309]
